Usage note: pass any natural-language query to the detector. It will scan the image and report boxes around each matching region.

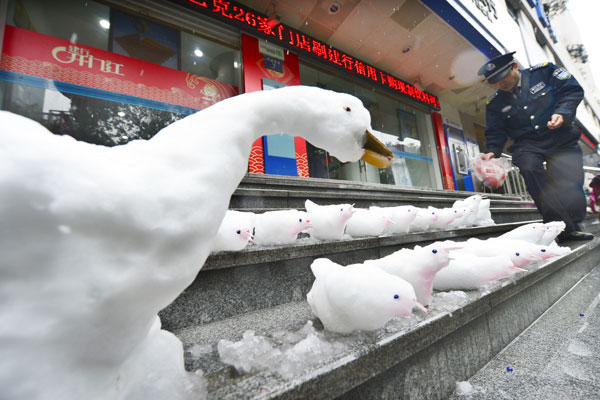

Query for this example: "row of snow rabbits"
[306,219,569,334]
[211,194,494,252]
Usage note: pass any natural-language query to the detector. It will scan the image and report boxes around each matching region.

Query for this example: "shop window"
[2,0,241,147]
[180,32,240,88]
[0,80,186,146]
[110,8,180,70]
[299,63,438,189]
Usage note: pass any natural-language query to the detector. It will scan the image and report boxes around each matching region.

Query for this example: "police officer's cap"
[478,51,516,84]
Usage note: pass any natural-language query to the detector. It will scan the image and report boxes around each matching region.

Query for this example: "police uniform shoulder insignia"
[486,91,499,104]
[552,67,571,80]
[530,62,548,70]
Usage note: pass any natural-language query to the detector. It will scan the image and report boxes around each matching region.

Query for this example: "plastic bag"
[470,154,511,189]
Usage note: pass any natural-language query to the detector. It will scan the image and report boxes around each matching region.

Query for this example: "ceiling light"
[99,19,110,29]
[233,61,239,68]
[329,2,341,14]
[194,49,204,57]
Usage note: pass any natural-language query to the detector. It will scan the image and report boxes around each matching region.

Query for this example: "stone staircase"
[446,263,600,399]
[158,174,600,399]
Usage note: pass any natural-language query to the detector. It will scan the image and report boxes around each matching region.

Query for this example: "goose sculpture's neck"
[150,89,311,196]
[156,89,305,151]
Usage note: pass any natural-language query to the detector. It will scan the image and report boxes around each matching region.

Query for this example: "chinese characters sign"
[170,0,440,109]
[1,25,238,111]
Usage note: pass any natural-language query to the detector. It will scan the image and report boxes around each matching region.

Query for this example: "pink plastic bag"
[470,154,510,189]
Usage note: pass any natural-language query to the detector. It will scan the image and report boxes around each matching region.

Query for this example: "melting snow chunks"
[217,321,345,379]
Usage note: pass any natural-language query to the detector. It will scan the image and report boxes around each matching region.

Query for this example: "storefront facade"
[0,0,452,191]
[2,0,597,193]
[425,0,600,171]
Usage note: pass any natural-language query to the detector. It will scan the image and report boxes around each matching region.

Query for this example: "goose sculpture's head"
[275,86,393,169]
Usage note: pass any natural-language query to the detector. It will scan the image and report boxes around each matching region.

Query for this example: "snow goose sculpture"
[0,85,393,400]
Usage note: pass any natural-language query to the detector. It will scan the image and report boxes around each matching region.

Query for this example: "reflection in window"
[3,0,241,147]
[1,81,185,146]
[299,63,438,189]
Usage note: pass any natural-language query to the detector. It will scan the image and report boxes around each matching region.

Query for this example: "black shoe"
[557,231,595,243]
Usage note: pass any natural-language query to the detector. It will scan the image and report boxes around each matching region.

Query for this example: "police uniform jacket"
[485,62,584,157]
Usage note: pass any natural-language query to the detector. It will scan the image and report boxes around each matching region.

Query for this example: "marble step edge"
[229,207,540,214]
[238,174,525,201]
[232,187,533,206]
[179,238,600,400]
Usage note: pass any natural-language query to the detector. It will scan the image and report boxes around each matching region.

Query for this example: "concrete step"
[159,221,543,331]
[230,174,534,212]
[170,236,600,399]
[227,206,540,226]
[447,257,600,399]
[237,174,525,204]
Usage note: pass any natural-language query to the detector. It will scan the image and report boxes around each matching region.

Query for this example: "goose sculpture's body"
[0,86,392,400]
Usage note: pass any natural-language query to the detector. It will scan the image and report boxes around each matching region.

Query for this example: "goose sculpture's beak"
[361,130,394,169]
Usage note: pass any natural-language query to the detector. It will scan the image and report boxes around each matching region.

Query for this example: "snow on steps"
[169,236,600,399]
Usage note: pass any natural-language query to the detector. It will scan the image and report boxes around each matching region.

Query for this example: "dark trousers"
[511,127,586,233]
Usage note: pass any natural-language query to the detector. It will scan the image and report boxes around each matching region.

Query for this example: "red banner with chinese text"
[0,25,238,111]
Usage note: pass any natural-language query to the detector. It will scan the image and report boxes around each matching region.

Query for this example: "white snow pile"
[454,381,475,396]
[429,291,470,313]
[217,321,345,379]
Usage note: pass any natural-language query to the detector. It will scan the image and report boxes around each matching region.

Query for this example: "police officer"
[478,51,593,242]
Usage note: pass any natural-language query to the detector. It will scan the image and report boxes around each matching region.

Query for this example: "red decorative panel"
[294,137,309,178]
[432,112,456,190]
[1,25,238,110]
[242,33,304,176]
[248,138,265,174]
